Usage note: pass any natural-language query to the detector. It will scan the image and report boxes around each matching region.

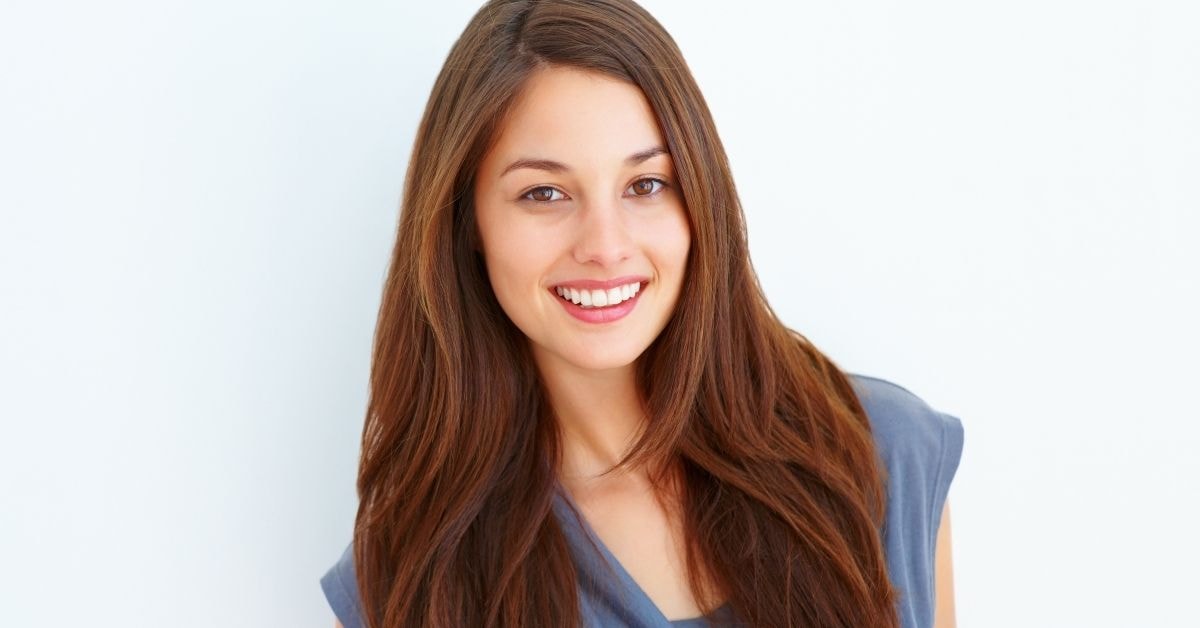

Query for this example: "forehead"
[482,66,667,172]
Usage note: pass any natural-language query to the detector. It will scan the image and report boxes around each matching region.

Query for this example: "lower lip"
[552,284,644,324]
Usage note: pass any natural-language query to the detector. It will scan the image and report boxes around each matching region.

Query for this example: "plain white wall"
[1,1,1196,626]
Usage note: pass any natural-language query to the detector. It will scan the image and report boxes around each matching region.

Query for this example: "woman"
[321,1,964,626]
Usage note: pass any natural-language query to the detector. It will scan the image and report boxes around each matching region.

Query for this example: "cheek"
[654,209,692,273]
[675,217,692,266]
[477,212,543,294]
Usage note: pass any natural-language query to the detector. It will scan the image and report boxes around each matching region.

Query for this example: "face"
[473,66,691,375]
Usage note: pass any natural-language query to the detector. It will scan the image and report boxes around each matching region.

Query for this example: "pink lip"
[551,275,650,291]
[549,279,647,324]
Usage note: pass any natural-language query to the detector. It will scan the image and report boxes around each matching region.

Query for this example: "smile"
[549,280,646,324]
[554,281,641,308]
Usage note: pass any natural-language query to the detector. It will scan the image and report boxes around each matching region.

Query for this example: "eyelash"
[519,177,670,204]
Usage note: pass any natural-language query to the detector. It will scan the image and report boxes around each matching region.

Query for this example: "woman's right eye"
[521,186,567,203]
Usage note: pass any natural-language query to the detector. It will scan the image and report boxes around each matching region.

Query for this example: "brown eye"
[628,178,666,197]
[523,186,565,203]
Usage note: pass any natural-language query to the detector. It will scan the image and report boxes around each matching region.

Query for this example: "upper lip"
[551,275,649,290]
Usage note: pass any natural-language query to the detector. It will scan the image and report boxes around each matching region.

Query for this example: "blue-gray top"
[321,374,965,628]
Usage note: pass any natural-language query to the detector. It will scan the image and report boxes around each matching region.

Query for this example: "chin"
[543,339,648,373]
[573,355,639,372]
[569,349,641,372]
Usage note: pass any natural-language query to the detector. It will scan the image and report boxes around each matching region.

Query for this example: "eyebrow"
[499,146,669,178]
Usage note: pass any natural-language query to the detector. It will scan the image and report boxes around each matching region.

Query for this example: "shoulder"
[848,373,965,476]
[320,542,365,628]
[846,374,964,628]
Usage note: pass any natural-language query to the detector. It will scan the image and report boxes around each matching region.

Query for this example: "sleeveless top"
[320,374,965,628]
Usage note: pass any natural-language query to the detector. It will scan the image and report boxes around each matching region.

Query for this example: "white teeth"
[555,281,643,308]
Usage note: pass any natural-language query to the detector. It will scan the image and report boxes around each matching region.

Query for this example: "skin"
[330,65,958,626]
[473,65,703,618]
[473,66,691,486]
[934,501,957,628]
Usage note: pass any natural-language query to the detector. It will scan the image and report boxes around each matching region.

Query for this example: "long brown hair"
[354,0,897,625]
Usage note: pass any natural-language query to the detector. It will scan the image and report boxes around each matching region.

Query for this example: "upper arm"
[932,500,957,628]
[334,621,343,628]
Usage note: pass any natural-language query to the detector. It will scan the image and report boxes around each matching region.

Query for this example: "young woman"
[320,1,964,626]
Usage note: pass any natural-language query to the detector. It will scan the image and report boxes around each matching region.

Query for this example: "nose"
[572,197,633,267]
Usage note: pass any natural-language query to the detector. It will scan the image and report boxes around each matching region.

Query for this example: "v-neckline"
[552,486,731,626]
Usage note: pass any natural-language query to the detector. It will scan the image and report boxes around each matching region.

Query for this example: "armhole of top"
[929,411,965,541]
[320,543,363,628]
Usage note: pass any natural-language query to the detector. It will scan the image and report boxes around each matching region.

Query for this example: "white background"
[2,1,1196,626]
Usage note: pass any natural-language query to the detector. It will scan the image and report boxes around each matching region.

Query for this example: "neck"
[533,349,647,485]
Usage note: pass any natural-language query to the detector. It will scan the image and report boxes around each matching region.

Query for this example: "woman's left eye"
[522,186,566,203]
[627,177,667,197]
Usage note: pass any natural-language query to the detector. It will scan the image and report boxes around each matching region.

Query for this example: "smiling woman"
[474,67,691,373]
[320,1,962,627]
